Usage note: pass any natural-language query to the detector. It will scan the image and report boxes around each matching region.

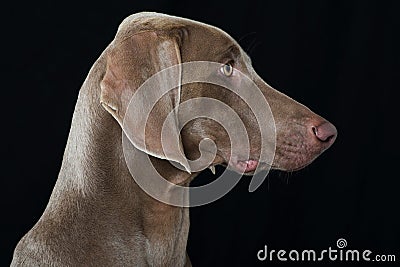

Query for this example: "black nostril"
[311,126,317,136]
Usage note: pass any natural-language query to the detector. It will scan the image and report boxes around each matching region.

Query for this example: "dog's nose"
[311,121,337,143]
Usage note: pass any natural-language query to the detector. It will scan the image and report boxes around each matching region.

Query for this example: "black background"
[2,1,399,266]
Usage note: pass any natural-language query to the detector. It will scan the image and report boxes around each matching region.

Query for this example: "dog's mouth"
[211,151,271,175]
[223,156,272,175]
[229,158,259,174]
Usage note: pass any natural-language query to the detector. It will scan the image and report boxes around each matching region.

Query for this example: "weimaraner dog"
[12,12,336,266]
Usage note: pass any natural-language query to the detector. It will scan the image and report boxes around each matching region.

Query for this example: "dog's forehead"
[115,12,238,47]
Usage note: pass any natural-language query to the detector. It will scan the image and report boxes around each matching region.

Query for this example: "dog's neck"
[45,56,194,266]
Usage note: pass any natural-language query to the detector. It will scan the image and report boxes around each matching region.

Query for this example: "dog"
[12,12,336,266]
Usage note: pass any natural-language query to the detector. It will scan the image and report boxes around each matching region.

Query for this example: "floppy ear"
[100,31,190,173]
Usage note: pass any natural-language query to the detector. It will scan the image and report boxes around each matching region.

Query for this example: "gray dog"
[12,12,336,266]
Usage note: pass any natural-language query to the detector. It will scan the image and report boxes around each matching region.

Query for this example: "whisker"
[248,41,262,56]
[237,31,257,43]
[237,32,258,55]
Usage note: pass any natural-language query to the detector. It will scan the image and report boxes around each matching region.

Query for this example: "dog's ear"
[100,31,190,173]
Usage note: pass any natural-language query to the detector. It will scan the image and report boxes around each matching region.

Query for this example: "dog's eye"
[221,62,233,76]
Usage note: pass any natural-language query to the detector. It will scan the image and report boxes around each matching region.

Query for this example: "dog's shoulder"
[11,229,56,266]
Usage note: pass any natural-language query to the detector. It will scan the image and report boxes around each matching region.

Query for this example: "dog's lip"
[215,151,268,174]
[218,160,271,175]
[229,158,259,173]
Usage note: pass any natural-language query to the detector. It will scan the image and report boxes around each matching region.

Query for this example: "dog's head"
[100,12,337,177]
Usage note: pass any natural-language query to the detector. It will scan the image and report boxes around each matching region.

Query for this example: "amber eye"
[221,62,233,76]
